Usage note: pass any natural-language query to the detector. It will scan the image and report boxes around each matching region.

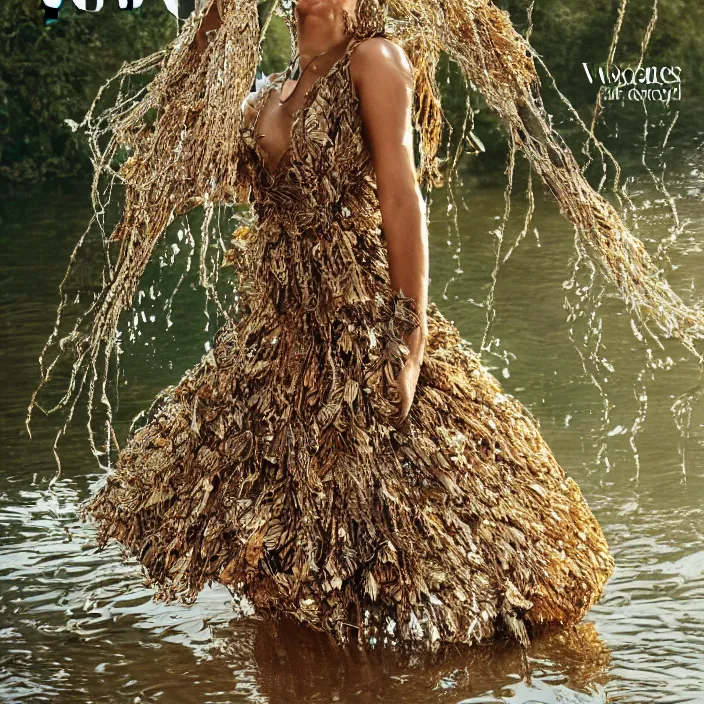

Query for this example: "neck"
[294,7,354,70]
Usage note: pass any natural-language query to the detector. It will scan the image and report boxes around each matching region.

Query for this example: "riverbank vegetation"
[1,0,701,185]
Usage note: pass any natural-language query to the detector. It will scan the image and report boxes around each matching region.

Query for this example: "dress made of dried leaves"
[34,0,704,650]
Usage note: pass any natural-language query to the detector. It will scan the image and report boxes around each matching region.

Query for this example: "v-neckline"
[252,37,358,184]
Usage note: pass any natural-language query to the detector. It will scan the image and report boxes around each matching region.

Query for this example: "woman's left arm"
[351,38,429,420]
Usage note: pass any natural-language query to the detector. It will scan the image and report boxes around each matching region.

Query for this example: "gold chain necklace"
[278,38,350,106]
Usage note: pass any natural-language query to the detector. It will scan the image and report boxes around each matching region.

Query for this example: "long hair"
[27,0,704,474]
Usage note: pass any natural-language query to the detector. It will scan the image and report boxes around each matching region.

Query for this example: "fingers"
[390,390,411,428]
[399,395,411,421]
[388,364,415,428]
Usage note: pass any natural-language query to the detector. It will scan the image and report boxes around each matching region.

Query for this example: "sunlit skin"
[197,0,429,423]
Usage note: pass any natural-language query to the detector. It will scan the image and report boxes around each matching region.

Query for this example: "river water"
[2,134,704,703]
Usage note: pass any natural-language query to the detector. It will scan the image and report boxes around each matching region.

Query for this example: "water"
[2,136,704,702]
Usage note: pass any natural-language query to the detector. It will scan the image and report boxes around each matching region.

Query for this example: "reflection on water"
[0,476,613,703]
[2,135,704,703]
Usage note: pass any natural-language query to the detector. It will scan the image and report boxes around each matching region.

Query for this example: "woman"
[32,0,621,651]
[238,0,429,425]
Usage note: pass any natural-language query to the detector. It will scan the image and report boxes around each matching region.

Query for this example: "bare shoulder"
[349,37,414,85]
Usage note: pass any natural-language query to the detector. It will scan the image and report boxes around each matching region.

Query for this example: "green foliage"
[0,0,174,183]
[259,13,290,75]
[1,0,702,185]
[438,0,704,178]
[500,0,704,102]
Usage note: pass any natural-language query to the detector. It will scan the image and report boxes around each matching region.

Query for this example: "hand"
[392,356,421,425]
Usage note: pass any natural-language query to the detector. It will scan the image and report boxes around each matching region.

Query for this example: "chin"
[295,0,351,12]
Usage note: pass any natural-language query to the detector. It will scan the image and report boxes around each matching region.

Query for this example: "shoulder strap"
[344,35,369,63]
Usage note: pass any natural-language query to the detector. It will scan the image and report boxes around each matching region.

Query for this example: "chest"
[241,59,371,191]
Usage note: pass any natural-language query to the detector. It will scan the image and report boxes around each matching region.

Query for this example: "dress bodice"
[233,34,405,324]
[239,36,381,235]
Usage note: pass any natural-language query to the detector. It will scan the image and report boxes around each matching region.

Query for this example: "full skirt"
[81,290,614,651]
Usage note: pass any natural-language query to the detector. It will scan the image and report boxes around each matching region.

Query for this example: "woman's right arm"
[196,0,223,54]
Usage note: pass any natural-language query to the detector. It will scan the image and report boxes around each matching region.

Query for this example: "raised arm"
[351,37,429,421]
[196,0,223,53]
[27,0,261,463]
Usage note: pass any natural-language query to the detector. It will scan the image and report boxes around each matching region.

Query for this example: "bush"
[0,0,174,183]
